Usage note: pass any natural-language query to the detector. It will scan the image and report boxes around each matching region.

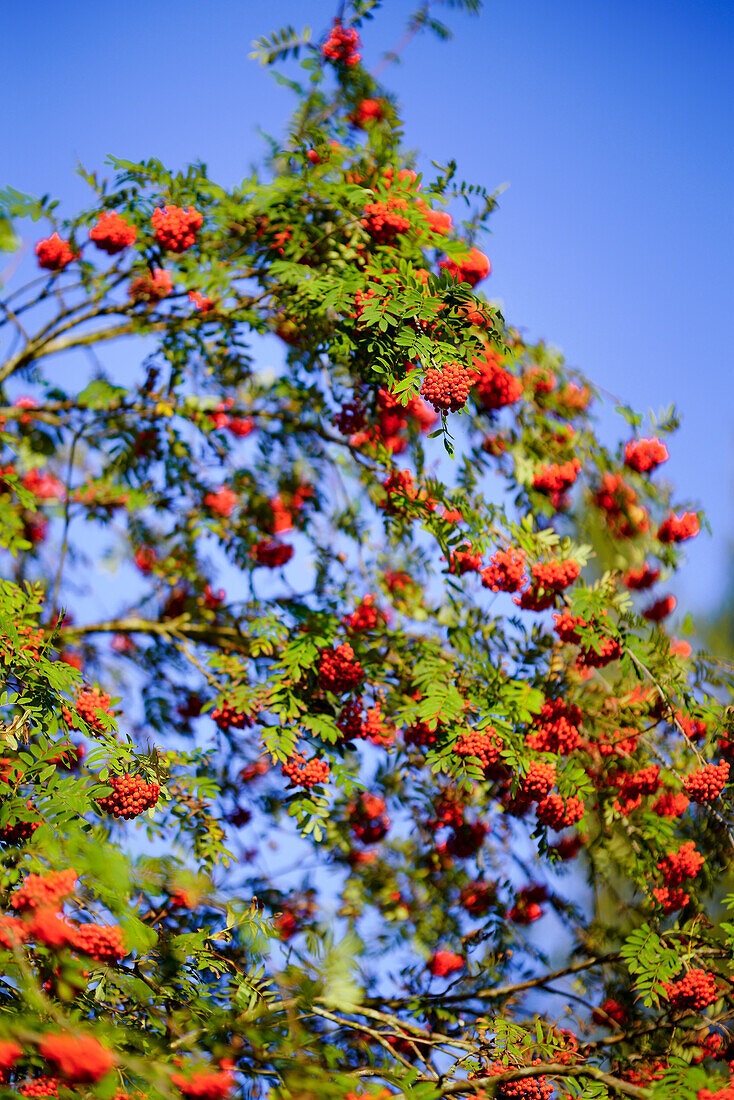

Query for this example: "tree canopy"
[0,6,733,1100]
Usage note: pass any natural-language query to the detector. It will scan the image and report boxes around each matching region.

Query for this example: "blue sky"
[4,0,734,615]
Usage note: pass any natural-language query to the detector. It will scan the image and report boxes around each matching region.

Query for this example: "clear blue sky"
[4,0,734,615]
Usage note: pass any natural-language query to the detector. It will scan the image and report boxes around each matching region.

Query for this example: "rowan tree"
[0,5,733,1100]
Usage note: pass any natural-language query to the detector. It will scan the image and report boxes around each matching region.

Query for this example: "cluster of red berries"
[597,728,639,757]
[445,819,488,858]
[281,753,330,789]
[129,268,173,303]
[72,922,126,961]
[519,761,556,801]
[362,702,396,746]
[427,949,463,977]
[591,998,628,1027]
[526,698,582,755]
[151,205,203,252]
[19,1077,62,1096]
[344,594,387,632]
[318,643,364,693]
[507,883,547,924]
[523,366,557,396]
[11,869,77,912]
[664,969,719,1012]
[532,459,581,507]
[624,563,660,590]
[447,545,483,575]
[624,436,669,473]
[481,547,527,593]
[652,790,689,817]
[38,1033,114,1084]
[89,212,137,254]
[171,1059,235,1100]
[658,511,700,543]
[322,20,361,66]
[453,728,503,772]
[471,347,523,410]
[643,594,676,622]
[380,468,436,514]
[250,540,294,568]
[96,774,160,819]
[683,759,729,803]
[348,793,390,844]
[536,792,585,829]
[460,880,495,916]
[612,764,660,814]
[439,247,491,287]
[486,1061,553,1100]
[420,362,474,413]
[594,473,649,538]
[35,234,77,271]
[361,199,410,245]
[530,558,580,593]
[211,702,254,732]
[66,687,112,733]
[203,486,238,518]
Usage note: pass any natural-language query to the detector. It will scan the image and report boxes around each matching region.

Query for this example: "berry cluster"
[348,792,390,843]
[460,880,495,916]
[211,702,254,732]
[19,1077,62,1096]
[97,774,160,819]
[38,1033,115,1084]
[658,511,700,543]
[486,1061,554,1100]
[11,869,77,912]
[526,699,582,755]
[129,268,173,303]
[481,547,527,593]
[89,212,137,254]
[344,594,386,632]
[336,698,365,741]
[597,728,639,757]
[420,362,474,413]
[250,540,294,568]
[683,759,729,803]
[448,545,483,575]
[318,643,364,693]
[530,558,580,592]
[151,205,203,252]
[471,348,523,410]
[664,969,719,1012]
[321,21,361,66]
[439,247,491,287]
[281,753,330,789]
[624,563,660,590]
[613,764,660,814]
[624,437,669,473]
[427,950,463,977]
[362,702,396,746]
[171,1060,235,1100]
[203,486,237,517]
[519,761,556,801]
[361,199,410,245]
[68,687,113,733]
[643,595,676,622]
[453,728,503,772]
[536,792,585,829]
[532,459,581,507]
[652,790,689,817]
[72,922,126,961]
[35,234,76,271]
[594,473,649,538]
